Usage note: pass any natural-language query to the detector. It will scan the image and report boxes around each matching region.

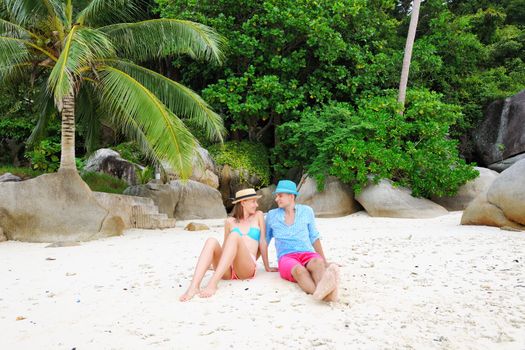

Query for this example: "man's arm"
[259,211,277,272]
[312,239,326,261]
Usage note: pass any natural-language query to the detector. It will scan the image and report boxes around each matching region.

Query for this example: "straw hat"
[231,188,262,204]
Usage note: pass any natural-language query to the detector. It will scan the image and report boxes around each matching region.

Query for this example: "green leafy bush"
[209,141,270,187]
[24,139,61,173]
[81,172,129,194]
[277,89,479,198]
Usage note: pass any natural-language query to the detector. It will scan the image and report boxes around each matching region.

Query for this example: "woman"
[179,188,277,301]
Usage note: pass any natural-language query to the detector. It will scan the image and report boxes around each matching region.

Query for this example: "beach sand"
[1,211,524,349]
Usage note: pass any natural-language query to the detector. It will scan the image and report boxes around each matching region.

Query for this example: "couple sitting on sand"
[179,179,340,302]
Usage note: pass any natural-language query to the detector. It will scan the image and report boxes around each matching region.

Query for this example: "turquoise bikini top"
[231,226,261,242]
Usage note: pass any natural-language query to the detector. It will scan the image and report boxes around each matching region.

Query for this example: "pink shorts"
[278,252,323,282]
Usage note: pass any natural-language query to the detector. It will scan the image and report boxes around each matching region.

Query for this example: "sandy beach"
[1,211,524,349]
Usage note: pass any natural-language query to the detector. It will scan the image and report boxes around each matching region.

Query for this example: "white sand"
[1,211,524,349]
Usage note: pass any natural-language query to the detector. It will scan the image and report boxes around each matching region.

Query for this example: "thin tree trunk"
[398,0,421,113]
[59,92,77,172]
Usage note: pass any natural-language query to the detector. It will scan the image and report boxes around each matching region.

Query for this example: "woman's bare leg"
[199,234,254,298]
[180,238,223,302]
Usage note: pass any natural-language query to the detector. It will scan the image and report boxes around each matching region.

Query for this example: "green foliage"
[155,0,400,141]
[137,166,154,184]
[111,141,146,165]
[24,139,61,173]
[209,141,270,187]
[80,172,129,194]
[277,89,479,198]
[0,0,225,176]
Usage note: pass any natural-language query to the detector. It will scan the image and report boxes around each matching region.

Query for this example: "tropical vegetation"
[0,0,225,178]
[1,0,524,197]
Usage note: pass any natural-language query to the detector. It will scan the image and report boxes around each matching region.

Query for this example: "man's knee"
[291,264,309,279]
[306,257,324,270]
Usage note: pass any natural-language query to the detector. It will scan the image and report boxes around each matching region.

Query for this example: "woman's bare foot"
[199,284,218,298]
[323,264,340,302]
[179,286,200,302]
[313,264,338,301]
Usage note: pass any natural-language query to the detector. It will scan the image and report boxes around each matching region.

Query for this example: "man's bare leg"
[180,238,222,302]
[291,265,316,294]
[323,264,340,302]
[313,264,339,301]
[305,258,326,285]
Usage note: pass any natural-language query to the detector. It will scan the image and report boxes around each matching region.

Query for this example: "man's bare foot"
[199,284,218,298]
[313,264,338,301]
[179,286,200,302]
[324,264,340,302]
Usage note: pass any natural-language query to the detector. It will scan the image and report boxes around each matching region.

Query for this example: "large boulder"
[355,179,448,218]
[431,167,499,211]
[296,176,361,217]
[162,146,219,189]
[84,148,138,185]
[170,180,227,220]
[0,170,124,242]
[460,190,523,229]
[0,227,6,242]
[124,182,180,218]
[487,153,525,172]
[461,159,525,229]
[125,180,226,220]
[474,89,525,170]
[256,185,277,213]
[486,159,525,225]
[218,164,264,209]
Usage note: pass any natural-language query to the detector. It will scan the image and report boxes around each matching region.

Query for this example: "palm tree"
[398,0,421,113]
[0,0,225,178]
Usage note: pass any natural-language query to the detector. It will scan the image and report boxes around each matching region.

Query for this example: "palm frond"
[48,26,114,105]
[27,83,57,146]
[76,81,101,153]
[0,18,38,39]
[2,0,62,26]
[97,65,197,178]
[103,59,225,142]
[76,0,147,27]
[101,19,225,65]
[0,35,30,79]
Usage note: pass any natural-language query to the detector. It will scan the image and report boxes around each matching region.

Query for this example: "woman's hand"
[265,267,279,272]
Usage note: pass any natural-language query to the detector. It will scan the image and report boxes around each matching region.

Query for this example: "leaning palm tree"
[0,0,225,242]
[398,0,421,114]
[0,0,225,178]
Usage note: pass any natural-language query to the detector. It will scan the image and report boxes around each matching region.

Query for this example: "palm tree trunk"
[398,0,421,113]
[59,92,77,172]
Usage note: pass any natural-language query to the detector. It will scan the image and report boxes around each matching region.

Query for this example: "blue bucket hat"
[273,180,299,195]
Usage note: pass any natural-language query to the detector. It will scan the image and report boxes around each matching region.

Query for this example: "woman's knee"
[204,237,220,247]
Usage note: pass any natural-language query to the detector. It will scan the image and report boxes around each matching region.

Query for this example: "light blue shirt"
[265,204,320,260]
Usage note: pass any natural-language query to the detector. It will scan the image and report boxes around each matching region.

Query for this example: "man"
[264,179,339,302]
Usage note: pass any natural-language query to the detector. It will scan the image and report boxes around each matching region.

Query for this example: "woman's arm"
[223,218,231,244]
[258,211,278,272]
